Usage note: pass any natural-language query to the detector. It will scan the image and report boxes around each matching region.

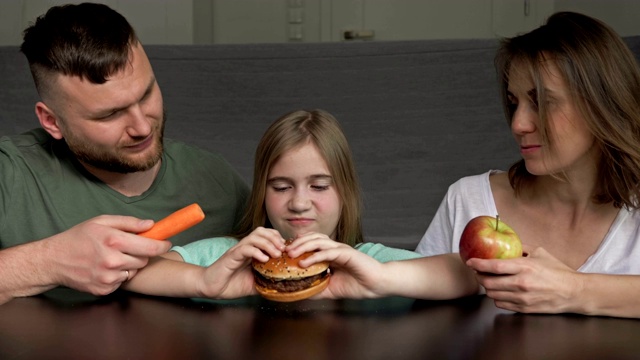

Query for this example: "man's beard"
[65,112,166,174]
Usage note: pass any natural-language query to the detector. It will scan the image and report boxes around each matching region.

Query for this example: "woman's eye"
[506,94,517,111]
[528,92,540,111]
[311,185,330,191]
[530,98,540,111]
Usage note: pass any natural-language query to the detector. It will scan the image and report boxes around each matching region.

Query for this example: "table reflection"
[1,289,639,360]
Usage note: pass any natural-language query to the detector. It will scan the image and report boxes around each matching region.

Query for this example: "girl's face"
[265,141,342,240]
[507,59,597,177]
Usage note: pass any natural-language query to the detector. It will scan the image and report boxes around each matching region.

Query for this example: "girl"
[124,109,420,298]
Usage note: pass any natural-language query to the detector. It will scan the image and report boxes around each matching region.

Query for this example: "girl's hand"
[286,234,387,299]
[467,247,582,314]
[199,227,286,298]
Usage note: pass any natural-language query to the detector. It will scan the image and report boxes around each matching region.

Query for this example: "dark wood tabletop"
[1,288,639,360]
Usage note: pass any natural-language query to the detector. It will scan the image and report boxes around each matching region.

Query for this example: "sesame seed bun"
[252,252,330,302]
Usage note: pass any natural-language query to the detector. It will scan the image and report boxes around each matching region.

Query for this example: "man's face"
[47,43,165,173]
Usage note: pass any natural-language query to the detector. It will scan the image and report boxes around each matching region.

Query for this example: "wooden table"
[1,289,638,359]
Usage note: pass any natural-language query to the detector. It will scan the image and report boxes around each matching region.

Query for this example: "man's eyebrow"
[141,76,156,100]
[91,76,157,117]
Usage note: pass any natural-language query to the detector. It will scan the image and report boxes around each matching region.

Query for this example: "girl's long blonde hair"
[233,109,364,246]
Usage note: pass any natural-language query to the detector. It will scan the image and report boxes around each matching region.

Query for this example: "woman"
[294,12,640,318]
[124,109,420,298]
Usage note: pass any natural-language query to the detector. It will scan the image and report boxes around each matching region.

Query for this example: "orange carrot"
[138,203,205,240]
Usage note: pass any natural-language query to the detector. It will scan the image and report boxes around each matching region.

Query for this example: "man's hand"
[0,215,171,304]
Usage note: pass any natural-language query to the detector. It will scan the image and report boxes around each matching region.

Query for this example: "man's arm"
[0,215,171,305]
[0,240,58,304]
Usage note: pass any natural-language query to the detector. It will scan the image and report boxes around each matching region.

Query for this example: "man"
[0,3,249,304]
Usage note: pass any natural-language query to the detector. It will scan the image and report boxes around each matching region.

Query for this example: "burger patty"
[253,270,329,293]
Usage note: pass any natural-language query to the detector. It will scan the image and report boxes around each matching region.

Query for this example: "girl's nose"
[289,190,311,212]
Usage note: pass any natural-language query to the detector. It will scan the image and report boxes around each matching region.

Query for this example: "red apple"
[459,215,522,263]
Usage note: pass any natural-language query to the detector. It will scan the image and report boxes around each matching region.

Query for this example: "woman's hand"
[466,247,582,314]
[199,227,286,299]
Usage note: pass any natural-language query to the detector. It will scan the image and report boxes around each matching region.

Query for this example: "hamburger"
[252,251,330,302]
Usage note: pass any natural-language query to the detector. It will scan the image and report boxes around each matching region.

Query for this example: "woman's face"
[265,141,342,240]
[507,59,597,177]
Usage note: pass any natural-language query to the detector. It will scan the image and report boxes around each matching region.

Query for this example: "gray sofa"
[4,38,639,249]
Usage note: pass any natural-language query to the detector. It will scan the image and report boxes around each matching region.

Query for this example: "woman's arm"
[575,273,640,318]
[469,247,640,318]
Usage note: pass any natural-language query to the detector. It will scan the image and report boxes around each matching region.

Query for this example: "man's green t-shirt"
[0,129,250,248]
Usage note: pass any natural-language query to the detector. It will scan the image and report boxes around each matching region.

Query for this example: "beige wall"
[1,0,640,46]
[0,0,193,46]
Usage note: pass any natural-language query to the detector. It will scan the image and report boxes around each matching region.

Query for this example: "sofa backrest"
[3,37,640,249]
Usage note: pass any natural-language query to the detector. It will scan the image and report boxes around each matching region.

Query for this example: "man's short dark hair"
[20,2,139,96]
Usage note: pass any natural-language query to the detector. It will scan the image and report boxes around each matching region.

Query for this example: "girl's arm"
[122,252,211,297]
[379,254,480,299]
[124,227,286,299]
[289,236,479,300]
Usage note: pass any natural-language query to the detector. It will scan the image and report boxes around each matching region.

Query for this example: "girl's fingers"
[287,237,343,258]
[236,227,286,258]
[297,248,341,268]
